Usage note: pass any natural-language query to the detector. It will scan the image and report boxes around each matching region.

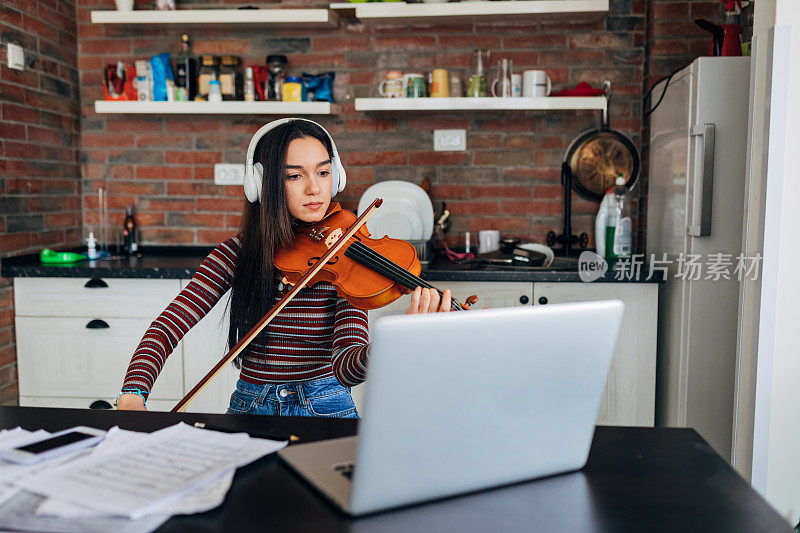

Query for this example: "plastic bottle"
[207,72,222,103]
[87,232,98,260]
[595,187,614,258]
[604,174,632,260]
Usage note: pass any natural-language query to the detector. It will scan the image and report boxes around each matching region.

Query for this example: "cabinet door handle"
[84,278,108,288]
[86,319,110,329]
[89,400,112,410]
[538,296,548,305]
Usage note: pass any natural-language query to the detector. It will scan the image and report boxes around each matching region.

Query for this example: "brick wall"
[77,0,647,249]
[0,0,81,405]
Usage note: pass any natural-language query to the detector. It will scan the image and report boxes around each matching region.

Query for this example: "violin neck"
[345,241,467,311]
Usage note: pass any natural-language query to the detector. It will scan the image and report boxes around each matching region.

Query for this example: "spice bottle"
[219,55,243,101]
[123,206,138,256]
[197,54,219,100]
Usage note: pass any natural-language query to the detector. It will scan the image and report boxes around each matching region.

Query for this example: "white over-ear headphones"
[243,117,346,203]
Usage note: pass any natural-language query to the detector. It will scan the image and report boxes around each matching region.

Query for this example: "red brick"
[466,217,530,232]
[143,228,195,243]
[312,35,371,52]
[653,2,689,19]
[439,35,502,49]
[80,39,131,55]
[2,104,39,124]
[409,152,468,166]
[3,142,41,159]
[471,185,533,199]
[197,198,243,212]
[165,151,222,165]
[136,166,192,180]
[503,34,568,49]
[448,201,500,216]
[374,36,436,51]
[138,198,196,212]
[82,133,134,148]
[345,151,407,166]
[197,230,235,244]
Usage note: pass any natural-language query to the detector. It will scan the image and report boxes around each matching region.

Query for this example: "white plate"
[366,203,424,240]
[358,181,434,240]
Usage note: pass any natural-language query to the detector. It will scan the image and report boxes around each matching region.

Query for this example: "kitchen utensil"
[549,81,639,256]
[491,59,513,98]
[515,243,555,267]
[523,70,551,98]
[367,203,424,240]
[379,71,403,98]
[40,249,88,264]
[430,69,449,97]
[478,230,500,254]
[358,181,434,240]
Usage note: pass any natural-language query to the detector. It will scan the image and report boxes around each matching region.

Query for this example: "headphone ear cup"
[244,162,263,203]
[330,155,346,198]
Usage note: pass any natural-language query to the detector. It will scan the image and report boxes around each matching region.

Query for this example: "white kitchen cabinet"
[532,282,658,427]
[180,281,239,414]
[14,277,184,410]
[19,396,175,412]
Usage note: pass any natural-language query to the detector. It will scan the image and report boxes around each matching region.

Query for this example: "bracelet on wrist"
[114,389,147,407]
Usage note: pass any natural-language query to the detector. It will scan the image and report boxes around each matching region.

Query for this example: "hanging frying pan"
[564,81,641,202]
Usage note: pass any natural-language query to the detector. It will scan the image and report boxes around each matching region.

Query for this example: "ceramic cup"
[511,74,522,97]
[430,69,450,97]
[523,70,552,98]
[478,230,500,254]
[379,71,403,98]
[115,0,134,10]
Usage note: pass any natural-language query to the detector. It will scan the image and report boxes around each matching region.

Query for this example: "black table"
[0,407,790,533]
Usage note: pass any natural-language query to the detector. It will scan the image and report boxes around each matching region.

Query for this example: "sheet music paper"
[21,423,286,519]
[36,427,235,518]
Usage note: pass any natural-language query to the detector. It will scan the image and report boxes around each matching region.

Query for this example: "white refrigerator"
[647,57,751,461]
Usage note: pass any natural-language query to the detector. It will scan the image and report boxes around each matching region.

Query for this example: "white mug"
[115,0,134,10]
[523,70,552,98]
[511,74,522,97]
[478,230,500,254]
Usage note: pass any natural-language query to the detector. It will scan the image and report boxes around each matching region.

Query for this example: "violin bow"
[171,198,383,413]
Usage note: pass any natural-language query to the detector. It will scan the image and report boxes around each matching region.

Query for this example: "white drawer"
[19,395,175,412]
[15,317,183,400]
[13,277,181,318]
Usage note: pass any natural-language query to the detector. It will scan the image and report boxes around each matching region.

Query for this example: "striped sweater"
[121,236,371,399]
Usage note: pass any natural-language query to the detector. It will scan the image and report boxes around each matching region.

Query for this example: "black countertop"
[0,407,789,533]
[1,246,663,283]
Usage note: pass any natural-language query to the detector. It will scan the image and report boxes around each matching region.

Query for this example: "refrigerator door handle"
[688,123,716,237]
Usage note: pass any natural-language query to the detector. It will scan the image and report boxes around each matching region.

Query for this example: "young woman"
[116,118,451,417]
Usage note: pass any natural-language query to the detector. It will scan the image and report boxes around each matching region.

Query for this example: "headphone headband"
[243,118,345,203]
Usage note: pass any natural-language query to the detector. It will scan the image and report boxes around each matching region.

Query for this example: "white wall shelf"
[94,101,340,115]
[354,96,607,112]
[330,0,608,22]
[90,8,335,26]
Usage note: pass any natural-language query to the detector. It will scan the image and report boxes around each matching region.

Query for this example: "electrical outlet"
[6,43,24,71]
[434,129,466,152]
[214,164,245,185]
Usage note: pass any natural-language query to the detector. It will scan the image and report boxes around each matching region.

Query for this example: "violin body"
[275,207,422,310]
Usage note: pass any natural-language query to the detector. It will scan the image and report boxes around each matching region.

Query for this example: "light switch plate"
[214,164,245,185]
[7,43,24,71]
[434,129,466,152]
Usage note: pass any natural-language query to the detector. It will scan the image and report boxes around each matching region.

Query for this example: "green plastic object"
[40,249,88,264]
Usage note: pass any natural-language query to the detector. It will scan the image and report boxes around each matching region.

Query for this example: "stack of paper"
[0,423,287,533]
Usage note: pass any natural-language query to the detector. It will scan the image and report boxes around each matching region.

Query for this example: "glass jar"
[197,54,219,100]
[282,76,304,102]
[219,55,243,101]
[266,54,288,101]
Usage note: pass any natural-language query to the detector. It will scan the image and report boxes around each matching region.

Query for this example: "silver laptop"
[279,300,624,516]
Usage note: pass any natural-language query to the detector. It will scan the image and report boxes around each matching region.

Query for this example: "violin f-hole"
[307,255,339,267]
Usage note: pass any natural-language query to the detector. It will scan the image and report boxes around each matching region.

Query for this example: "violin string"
[346,244,463,312]
[348,243,466,312]
[345,242,466,311]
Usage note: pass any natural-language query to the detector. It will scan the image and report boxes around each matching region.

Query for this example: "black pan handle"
[86,319,109,329]
[84,278,108,288]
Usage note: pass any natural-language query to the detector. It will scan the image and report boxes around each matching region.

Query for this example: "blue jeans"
[226,375,359,418]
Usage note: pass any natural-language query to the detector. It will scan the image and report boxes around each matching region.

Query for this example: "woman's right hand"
[116,393,147,411]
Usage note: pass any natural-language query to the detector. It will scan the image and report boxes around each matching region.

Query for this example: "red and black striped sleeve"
[329,297,371,387]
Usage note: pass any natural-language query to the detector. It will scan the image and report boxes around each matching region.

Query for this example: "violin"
[275,202,475,312]
[172,199,474,412]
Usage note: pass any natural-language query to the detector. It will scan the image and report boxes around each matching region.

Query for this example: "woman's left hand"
[406,287,451,314]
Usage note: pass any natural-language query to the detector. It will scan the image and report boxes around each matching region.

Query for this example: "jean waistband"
[236,375,347,404]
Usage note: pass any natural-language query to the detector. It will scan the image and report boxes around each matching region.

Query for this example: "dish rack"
[409,239,433,265]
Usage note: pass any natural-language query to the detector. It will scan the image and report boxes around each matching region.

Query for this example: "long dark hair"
[228,120,334,363]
